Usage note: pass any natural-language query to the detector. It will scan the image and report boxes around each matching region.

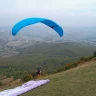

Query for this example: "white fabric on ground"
[0,79,50,96]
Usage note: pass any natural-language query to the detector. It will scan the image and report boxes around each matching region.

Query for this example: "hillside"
[21,58,96,96]
[0,42,96,78]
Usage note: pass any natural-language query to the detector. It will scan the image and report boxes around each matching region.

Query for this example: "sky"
[0,0,96,27]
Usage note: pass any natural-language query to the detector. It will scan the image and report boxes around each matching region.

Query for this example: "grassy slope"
[21,59,96,96]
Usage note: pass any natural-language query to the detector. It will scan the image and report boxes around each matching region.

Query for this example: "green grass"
[21,60,96,96]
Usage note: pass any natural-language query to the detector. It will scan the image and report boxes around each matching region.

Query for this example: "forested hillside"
[0,42,96,79]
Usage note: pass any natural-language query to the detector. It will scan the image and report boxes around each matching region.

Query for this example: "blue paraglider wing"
[12,18,63,37]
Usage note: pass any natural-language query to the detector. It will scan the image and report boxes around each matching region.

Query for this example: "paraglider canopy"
[12,18,63,37]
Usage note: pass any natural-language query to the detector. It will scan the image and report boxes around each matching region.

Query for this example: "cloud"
[0,0,96,27]
[1,0,96,12]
